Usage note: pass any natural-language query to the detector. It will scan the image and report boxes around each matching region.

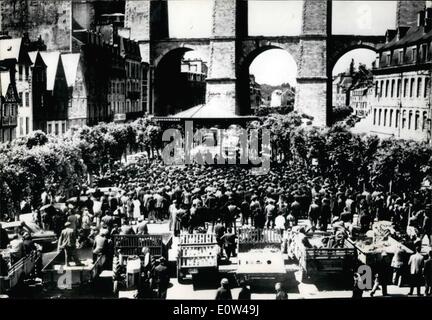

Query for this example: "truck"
[112,234,165,294]
[0,250,41,295]
[41,248,106,290]
[235,228,287,289]
[177,233,219,283]
[288,229,357,281]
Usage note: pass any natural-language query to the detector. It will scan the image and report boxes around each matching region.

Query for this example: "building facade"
[332,73,352,108]
[29,51,69,136]
[351,85,374,118]
[371,8,432,142]
[0,66,19,143]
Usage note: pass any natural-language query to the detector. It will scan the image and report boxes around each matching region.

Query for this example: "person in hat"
[0,223,10,250]
[58,222,83,267]
[408,246,425,296]
[137,216,149,235]
[424,250,432,296]
[8,234,24,264]
[92,228,109,263]
[370,251,391,297]
[352,273,364,298]
[275,282,288,300]
[237,280,251,300]
[22,232,37,256]
[215,278,232,300]
[153,257,170,299]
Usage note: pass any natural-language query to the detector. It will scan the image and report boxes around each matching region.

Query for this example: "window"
[404,79,408,97]
[422,44,428,62]
[413,47,417,62]
[385,80,389,97]
[386,53,391,65]
[408,111,413,129]
[391,80,395,97]
[380,80,384,97]
[389,109,393,127]
[55,123,59,135]
[62,123,66,134]
[417,78,422,97]
[396,110,400,128]
[19,117,23,135]
[25,92,29,107]
[25,117,29,135]
[399,51,404,64]
[425,77,430,98]
[25,66,29,81]
[397,79,401,97]
[415,111,420,130]
[378,109,382,126]
[19,92,23,106]
[423,111,428,131]
[18,65,23,81]
[47,123,52,134]
[384,109,387,126]
[410,78,415,97]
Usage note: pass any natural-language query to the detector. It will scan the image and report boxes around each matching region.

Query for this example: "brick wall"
[396,0,426,28]
[1,0,72,52]
[302,0,328,35]
[124,0,150,42]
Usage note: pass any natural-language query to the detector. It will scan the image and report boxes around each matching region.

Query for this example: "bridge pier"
[204,0,238,117]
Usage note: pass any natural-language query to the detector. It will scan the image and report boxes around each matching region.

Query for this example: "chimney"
[418,10,425,27]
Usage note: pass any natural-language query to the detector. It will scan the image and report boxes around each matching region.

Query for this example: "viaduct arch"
[124,0,425,126]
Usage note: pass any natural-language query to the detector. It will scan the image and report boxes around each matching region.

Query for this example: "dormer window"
[399,51,404,64]
[413,47,417,62]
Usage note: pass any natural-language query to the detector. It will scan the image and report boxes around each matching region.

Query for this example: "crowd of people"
[2,154,432,298]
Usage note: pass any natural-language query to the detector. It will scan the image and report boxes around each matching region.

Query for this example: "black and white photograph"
[0,0,432,310]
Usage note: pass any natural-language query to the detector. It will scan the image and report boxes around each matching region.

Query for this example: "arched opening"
[332,48,376,119]
[154,48,208,116]
[239,47,297,115]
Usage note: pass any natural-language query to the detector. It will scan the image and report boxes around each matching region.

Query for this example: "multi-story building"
[0,65,19,143]
[371,8,432,142]
[29,51,69,136]
[121,36,143,120]
[249,74,262,109]
[349,65,374,118]
[0,37,31,139]
[332,73,353,108]
[61,53,88,128]
[72,30,111,126]
[350,85,374,118]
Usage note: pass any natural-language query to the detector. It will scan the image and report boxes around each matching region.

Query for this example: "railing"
[113,234,163,257]
[179,233,217,245]
[1,250,39,293]
[237,229,282,244]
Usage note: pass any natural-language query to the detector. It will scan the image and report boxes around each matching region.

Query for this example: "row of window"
[18,64,30,82]
[18,117,30,136]
[47,121,67,136]
[2,104,17,117]
[127,61,141,80]
[18,92,30,107]
[375,76,430,99]
[373,107,429,131]
[380,43,429,68]
[111,81,125,95]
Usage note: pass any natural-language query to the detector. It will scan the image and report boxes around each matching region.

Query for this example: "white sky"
[168,0,398,85]
[250,49,297,86]
[332,1,397,35]
[332,49,377,75]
